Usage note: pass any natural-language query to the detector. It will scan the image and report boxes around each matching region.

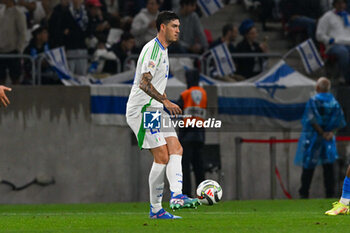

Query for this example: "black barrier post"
[235,137,242,200]
[270,136,276,199]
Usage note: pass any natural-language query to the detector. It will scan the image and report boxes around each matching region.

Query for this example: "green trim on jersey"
[150,42,160,61]
[141,47,149,66]
[137,98,153,149]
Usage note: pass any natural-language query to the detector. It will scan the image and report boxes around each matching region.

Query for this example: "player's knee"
[153,146,169,164]
[155,152,169,164]
[158,155,169,164]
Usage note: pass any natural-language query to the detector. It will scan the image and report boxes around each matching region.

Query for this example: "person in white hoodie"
[316,0,350,84]
[130,0,159,49]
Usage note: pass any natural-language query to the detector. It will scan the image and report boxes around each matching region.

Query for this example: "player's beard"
[165,32,178,45]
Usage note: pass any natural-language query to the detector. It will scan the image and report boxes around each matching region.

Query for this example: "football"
[196,180,223,205]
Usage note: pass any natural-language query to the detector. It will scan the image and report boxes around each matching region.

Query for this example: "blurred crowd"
[1,0,350,85]
[246,0,350,85]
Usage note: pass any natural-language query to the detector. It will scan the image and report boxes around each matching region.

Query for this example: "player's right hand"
[163,99,182,117]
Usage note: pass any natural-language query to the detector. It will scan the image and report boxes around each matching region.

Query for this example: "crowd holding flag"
[197,0,224,17]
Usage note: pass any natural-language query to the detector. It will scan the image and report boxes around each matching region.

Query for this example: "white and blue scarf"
[69,3,89,31]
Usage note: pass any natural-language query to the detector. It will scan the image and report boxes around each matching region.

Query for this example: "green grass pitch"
[0,199,349,233]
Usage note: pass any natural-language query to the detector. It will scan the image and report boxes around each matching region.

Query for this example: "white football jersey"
[126,37,169,117]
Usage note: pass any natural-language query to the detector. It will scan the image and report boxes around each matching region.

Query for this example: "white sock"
[340,197,350,205]
[149,162,166,213]
[166,154,183,196]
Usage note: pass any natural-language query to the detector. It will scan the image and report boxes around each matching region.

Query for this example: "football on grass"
[196,180,222,205]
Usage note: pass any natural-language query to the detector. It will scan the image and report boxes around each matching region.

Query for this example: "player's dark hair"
[156,11,179,32]
[180,0,197,7]
[222,23,234,36]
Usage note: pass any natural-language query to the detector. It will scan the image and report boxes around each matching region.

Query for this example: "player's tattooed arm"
[139,72,182,116]
[139,72,166,103]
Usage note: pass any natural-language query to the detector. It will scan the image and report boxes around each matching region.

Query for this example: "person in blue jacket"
[295,77,346,199]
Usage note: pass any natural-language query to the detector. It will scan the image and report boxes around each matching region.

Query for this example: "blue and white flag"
[45,47,97,86]
[210,43,236,77]
[296,39,324,74]
[217,60,316,129]
[197,0,224,17]
[45,47,73,81]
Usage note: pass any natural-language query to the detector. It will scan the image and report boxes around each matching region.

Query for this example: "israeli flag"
[45,47,92,85]
[45,47,73,80]
[197,0,224,17]
[296,39,324,74]
[210,43,236,77]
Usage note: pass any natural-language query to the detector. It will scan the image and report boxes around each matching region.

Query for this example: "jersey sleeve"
[140,41,161,77]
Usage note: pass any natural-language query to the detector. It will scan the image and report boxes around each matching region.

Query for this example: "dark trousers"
[182,141,205,196]
[299,163,335,198]
[0,50,21,84]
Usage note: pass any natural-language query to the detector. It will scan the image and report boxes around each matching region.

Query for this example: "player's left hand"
[0,85,11,107]
[163,99,182,117]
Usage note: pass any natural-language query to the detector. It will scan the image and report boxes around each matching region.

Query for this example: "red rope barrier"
[275,167,292,199]
[242,136,350,144]
[239,136,350,200]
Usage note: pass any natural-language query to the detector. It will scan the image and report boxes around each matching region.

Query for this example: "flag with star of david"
[296,39,324,74]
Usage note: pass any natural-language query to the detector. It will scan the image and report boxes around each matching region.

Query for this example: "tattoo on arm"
[139,72,166,103]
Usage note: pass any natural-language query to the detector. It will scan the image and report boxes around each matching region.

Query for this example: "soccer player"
[325,165,350,215]
[0,85,11,107]
[126,11,200,219]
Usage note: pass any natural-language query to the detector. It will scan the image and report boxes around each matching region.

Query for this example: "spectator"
[280,0,322,42]
[235,19,268,79]
[17,0,51,25]
[23,25,59,84]
[118,0,145,17]
[175,0,208,54]
[60,0,90,75]
[106,32,136,73]
[210,23,238,53]
[256,0,278,31]
[294,77,346,199]
[178,69,207,197]
[209,23,244,81]
[86,0,110,53]
[316,0,350,85]
[0,0,27,85]
[48,0,70,49]
[106,14,123,45]
[130,0,159,49]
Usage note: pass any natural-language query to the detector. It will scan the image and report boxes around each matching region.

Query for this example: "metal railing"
[0,51,284,85]
[123,53,205,73]
[202,51,283,75]
[37,54,121,85]
[0,54,36,84]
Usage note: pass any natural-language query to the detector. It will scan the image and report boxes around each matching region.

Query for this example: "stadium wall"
[0,86,346,204]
